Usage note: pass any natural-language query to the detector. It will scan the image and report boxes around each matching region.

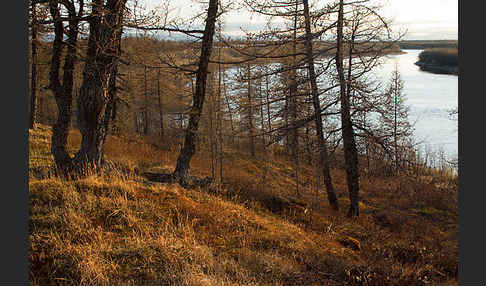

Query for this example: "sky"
[141,0,458,40]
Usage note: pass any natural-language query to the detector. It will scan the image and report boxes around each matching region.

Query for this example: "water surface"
[374,49,458,160]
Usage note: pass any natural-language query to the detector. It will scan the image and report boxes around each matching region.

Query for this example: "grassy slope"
[29,125,458,285]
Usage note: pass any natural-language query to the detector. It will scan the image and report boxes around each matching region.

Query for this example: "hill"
[29,124,458,285]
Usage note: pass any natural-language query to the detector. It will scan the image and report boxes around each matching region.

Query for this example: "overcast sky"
[142,0,458,40]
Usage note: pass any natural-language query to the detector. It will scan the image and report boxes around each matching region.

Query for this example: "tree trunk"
[143,65,149,135]
[247,62,256,157]
[29,0,38,130]
[217,42,224,187]
[393,77,399,175]
[74,0,127,169]
[336,0,360,217]
[101,20,123,158]
[157,69,165,138]
[49,0,79,171]
[302,0,339,210]
[223,78,235,145]
[208,74,216,178]
[173,0,219,185]
[290,4,300,197]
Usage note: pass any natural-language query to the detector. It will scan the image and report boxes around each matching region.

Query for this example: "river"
[223,49,458,164]
[374,49,458,162]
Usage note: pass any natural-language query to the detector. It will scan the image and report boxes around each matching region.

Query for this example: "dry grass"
[29,124,458,285]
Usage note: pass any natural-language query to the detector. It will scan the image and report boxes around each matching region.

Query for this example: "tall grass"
[29,125,458,285]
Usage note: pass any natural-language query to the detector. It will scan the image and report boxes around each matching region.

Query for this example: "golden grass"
[29,124,458,285]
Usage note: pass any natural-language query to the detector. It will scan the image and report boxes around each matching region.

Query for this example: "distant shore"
[398,40,458,50]
[414,48,458,76]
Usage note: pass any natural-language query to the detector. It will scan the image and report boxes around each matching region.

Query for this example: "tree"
[380,65,413,174]
[172,0,220,186]
[29,0,49,129]
[29,0,39,129]
[335,0,360,217]
[332,0,400,216]
[302,0,339,210]
[48,0,84,171]
[46,0,128,172]
[74,0,128,169]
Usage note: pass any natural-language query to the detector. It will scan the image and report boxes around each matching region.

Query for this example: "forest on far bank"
[398,40,458,50]
[415,48,458,75]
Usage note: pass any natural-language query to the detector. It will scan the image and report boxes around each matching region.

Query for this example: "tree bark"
[336,0,360,217]
[290,3,300,197]
[143,65,149,135]
[29,0,38,130]
[173,0,219,185]
[302,0,339,211]
[157,69,165,138]
[247,62,256,157]
[49,0,80,171]
[74,0,127,169]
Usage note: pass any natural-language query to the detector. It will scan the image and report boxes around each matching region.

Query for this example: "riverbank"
[414,61,458,75]
[414,48,458,75]
[399,40,458,50]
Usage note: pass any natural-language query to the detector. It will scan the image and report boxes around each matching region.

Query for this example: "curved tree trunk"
[49,0,80,171]
[172,0,219,185]
[48,0,126,173]
[302,0,339,211]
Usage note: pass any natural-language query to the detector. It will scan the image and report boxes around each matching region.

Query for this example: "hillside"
[29,124,458,285]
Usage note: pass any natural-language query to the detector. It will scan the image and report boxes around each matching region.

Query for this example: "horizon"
[140,0,458,41]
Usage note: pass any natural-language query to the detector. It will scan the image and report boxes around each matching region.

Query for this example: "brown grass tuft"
[29,124,458,285]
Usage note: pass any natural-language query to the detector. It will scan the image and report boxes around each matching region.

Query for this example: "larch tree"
[47,0,84,171]
[335,0,360,216]
[29,0,39,130]
[46,0,129,173]
[172,0,220,186]
[302,0,339,210]
[380,65,413,175]
[333,0,400,216]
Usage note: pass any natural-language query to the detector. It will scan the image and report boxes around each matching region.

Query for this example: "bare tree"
[172,0,220,186]
[46,0,128,172]
[156,68,165,138]
[302,0,339,210]
[29,0,39,129]
[48,0,84,171]
[380,65,413,175]
[72,0,128,169]
[335,0,360,216]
